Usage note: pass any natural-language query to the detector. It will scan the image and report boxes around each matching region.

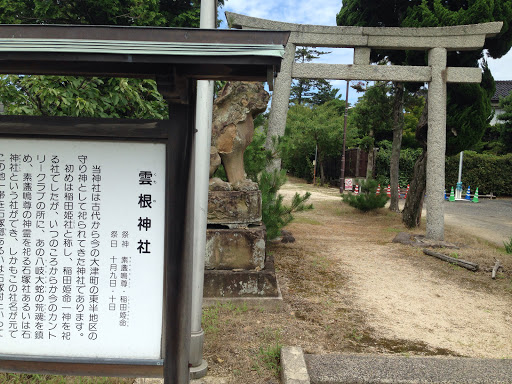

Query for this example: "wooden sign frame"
[0,114,194,380]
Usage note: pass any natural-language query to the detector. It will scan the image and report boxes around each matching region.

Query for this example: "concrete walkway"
[280,347,512,384]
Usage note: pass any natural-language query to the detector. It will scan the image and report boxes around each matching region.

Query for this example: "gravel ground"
[442,198,512,246]
[394,197,512,246]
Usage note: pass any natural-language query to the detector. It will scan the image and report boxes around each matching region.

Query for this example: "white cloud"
[222,0,278,22]
[487,52,512,80]
[222,0,342,26]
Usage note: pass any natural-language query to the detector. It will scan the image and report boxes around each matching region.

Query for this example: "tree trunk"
[319,157,325,185]
[402,150,427,228]
[365,129,375,179]
[366,147,374,179]
[402,101,428,228]
[389,82,404,212]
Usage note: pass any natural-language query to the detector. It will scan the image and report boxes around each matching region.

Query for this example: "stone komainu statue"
[209,81,269,190]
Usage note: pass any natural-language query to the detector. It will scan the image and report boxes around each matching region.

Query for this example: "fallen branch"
[422,249,479,271]
[492,259,502,280]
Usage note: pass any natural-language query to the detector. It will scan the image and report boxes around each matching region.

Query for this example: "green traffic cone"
[449,186,455,202]
[472,187,479,203]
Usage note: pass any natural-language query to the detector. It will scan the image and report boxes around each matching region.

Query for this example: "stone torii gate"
[226,12,503,241]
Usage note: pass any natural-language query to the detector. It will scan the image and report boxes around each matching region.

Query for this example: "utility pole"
[189,0,216,379]
[340,80,349,193]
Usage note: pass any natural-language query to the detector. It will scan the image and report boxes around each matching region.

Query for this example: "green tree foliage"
[445,66,494,154]
[343,179,389,212]
[243,114,274,182]
[0,0,224,119]
[290,47,340,106]
[0,75,168,119]
[338,0,512,151]
[0,0,207,27]
[281,100,356,183]
[375,141,423,187]
[349,83,393,148]
[401,2,511,151]
[402,0,512,60]
[496,93,512,153]
[402,95,426,148]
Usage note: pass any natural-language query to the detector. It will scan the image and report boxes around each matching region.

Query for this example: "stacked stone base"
[203,255,279,298]
[204,189,279,298]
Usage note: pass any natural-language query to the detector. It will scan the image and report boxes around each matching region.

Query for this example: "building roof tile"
[492,80,512,102]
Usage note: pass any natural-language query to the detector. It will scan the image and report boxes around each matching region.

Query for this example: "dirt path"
[201,180,512,383]
[279,180,512,359]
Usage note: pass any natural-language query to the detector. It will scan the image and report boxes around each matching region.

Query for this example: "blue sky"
[221,0,512,105]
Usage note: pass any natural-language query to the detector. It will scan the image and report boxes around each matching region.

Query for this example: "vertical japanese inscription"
[0,154,5,338]
[0,139,165,359]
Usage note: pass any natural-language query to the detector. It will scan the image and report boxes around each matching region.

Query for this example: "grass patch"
[385,227,402,233]
[252,328,283,378]
[202,301,249,335]
[293,216,323,226]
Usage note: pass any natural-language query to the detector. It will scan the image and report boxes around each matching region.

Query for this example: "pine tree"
[337,0,512,226]
[290,47,340,105]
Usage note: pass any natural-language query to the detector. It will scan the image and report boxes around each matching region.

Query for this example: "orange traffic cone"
[354,184,359,195]
[387,185,391,198]
[376,184,381,195]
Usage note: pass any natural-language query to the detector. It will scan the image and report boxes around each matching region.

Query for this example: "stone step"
[304,354,512,384]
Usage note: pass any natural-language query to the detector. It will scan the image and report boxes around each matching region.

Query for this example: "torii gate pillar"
[426,48,448,240]
[266,42,296,171]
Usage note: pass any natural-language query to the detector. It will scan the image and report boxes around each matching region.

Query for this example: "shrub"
[445,151,512,196]
[343,179,389,212]
[504,237,512,254]
[259,169,313,239]
[374,140,422,187]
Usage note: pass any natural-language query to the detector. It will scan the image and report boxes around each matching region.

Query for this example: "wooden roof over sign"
[0,24,290,81]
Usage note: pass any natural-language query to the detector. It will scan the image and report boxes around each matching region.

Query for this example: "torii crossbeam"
[226,11,503,240]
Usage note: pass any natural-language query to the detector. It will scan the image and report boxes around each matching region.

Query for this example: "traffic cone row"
[446,185,479,203]
[378,184,410,199]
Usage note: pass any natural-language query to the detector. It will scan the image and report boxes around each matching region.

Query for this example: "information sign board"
[0,138,166,360]
[344,178,353,191]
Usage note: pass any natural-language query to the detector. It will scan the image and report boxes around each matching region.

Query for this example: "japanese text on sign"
[0,139,166,359]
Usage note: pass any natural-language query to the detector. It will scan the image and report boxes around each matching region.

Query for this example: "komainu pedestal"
[204,81,279,299]
[204,190,279,298]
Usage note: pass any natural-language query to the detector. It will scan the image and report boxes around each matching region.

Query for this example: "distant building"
[490,80,512,125]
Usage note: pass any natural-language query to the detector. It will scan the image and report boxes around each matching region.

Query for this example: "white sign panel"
[344,178,353,191]
[0,138,166,360]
